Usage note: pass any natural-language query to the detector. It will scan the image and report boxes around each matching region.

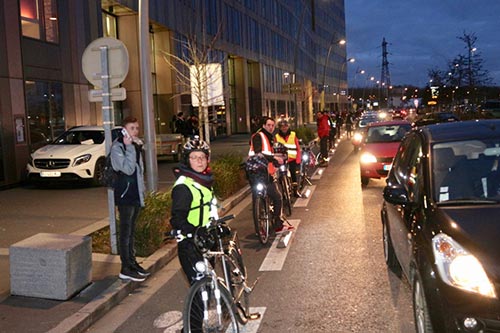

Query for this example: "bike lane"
[86,138,349,333]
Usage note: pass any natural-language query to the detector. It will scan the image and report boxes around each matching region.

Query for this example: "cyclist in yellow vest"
[275,119,302,197]
[170,137,218,288]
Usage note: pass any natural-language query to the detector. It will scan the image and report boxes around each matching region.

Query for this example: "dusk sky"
[344,0,500,88]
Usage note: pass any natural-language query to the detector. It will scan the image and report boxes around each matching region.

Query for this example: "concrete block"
[9,233,92,300]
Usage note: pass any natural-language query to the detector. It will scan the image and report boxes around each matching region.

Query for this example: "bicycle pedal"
[248,312,261,320]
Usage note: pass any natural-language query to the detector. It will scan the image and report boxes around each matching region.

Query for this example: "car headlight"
[360,152,377,164]
[433,233,496,298]
[379,112,387,119]
[73,154,92,167]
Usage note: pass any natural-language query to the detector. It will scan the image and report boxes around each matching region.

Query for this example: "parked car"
[412,112,459,127]
[381,119,500,333]
[478,100,500,119]
[26,126,122,185]
[359,120,411,185]
[155,133,184,162]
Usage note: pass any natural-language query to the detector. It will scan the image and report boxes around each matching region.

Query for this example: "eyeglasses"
[189,155,207,162]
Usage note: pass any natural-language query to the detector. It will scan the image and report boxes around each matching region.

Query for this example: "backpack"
[99,144,125,188]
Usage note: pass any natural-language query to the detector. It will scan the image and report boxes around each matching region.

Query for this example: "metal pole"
[100,45,118,255]
[139,0,158,192]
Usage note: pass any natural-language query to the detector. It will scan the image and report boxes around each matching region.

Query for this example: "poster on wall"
[15,117,25,143]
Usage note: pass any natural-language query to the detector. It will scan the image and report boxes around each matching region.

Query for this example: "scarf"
[173,164,214,189]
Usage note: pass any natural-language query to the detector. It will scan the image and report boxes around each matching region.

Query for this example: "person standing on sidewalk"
[170,137,218,332]
[275,119,302,197]
[111,116,150,282]
[316,111,330,167]
[249,116,295,232]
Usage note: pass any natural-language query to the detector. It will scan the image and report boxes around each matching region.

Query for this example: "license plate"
[383,164,392,171]
[40,171,61,177]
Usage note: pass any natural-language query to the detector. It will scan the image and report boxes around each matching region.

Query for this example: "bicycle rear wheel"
[252,194,270,244]
[183,277,239,333]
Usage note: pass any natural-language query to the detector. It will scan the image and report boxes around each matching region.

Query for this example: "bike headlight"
[353,132,363,143]
[73,154,92,167]
[303,154,309,162]
[280,165,286,171]
[360,152,377,164]
[194,261,207,273]
[256,183,264,192]
[433,233,496,298]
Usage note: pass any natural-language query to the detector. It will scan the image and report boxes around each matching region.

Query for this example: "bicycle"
[174,214,258,333]
[277,162,293,216]
[297,140,317,192]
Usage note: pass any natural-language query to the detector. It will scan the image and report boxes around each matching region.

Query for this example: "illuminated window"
[20,0,58,43]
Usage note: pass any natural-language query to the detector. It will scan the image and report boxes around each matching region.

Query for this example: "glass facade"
[24,80,64,152]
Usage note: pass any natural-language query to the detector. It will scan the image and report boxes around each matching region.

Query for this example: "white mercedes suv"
[26,126,121,186]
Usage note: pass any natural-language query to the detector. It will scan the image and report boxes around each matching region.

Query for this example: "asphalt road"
[85,138,416,333]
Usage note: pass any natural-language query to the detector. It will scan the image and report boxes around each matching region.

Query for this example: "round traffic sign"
[82,37,129,89]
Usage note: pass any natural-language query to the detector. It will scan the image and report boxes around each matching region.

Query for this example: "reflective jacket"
[275,131,301,163]
[173,175,217,227]
[249,130,276,175]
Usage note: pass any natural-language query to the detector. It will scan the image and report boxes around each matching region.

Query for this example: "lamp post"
[336,57,355,112]
[320,36,346,111]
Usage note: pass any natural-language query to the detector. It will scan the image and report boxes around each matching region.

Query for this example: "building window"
[20,0,59,43]
[25,80,64,151]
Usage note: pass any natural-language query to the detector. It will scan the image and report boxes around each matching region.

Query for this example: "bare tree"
[159,6,226,144]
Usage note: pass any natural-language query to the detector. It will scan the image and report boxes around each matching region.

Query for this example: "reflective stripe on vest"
[275,132,297,159]
[174,175,215,227]
[248,131,276,175]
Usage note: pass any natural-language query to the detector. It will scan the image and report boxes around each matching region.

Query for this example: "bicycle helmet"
[182,135,210,165]
[278,119,290,128]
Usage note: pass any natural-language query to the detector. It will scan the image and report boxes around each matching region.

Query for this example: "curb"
[48,184,251,333]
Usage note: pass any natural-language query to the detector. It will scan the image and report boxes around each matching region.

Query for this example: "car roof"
[420,119,500,143]
[68,125,121,131]
[366,120,410,128]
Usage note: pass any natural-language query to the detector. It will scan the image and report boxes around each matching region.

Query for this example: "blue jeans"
[117,205,141,270]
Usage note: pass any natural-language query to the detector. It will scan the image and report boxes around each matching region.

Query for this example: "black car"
[381,120,500,333]
[412,112,459,127]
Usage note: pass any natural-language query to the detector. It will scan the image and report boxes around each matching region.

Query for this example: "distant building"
[0,0,346,187]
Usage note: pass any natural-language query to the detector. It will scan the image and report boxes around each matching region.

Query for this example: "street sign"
[88,87,127,102]
[82,37,129,89]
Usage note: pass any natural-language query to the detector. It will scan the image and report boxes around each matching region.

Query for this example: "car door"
[386,134,424,275]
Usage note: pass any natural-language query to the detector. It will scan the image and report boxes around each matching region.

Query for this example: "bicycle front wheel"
[280,177,292,216]
[252,193,270,244]
[183,277,240,333]
[226,245,250,325]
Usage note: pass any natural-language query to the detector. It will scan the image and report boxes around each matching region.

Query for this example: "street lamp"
[320,37,346,111]
[337,57,355,112]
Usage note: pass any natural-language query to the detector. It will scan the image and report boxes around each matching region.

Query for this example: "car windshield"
[433,139,500,203]
[53,130,105,145]
[365,124,411,143]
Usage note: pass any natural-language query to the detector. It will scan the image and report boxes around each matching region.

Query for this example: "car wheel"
[92,158,105,186]
[382,218,402,276]
[413,271,434,333]
[361,176,369,186]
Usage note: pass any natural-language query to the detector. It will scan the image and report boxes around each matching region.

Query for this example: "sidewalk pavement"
[0,183,251,333]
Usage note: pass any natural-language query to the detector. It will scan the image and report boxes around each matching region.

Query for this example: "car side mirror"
[383,184,410,205]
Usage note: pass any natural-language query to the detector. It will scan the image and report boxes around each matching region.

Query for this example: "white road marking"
[293,185,316,207]
[259,219,301,271]
[312,168,324,180]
